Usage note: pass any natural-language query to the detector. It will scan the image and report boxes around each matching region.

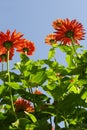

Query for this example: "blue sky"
[0,0,87,68]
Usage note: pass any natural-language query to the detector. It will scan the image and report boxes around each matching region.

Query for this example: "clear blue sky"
[0,0,87,69]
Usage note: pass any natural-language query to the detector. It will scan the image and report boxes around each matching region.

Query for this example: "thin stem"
[71,37,78,57]
[2,61,4,71]
[7,50,10,82]
[54,116,58,130]
[28,86,32,93]
[28,86,36,111]
[1,56,5,71]
[64,120,68,128]
[61,115,68,129]
[31,88,36,111]
[7,50,15,112]
[50,117,53,129]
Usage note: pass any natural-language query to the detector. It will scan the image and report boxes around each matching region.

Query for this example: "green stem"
[7,50,10,82]
[1,56,5,71]
[31,88,36,111]
[28,86,30,93]
[28,86,36,111]
[2,61,4,71]
[50,117,52,129]
[7,50,15,112]
[64,120,68,128]
[71,37,78,57]
[54,116,58,130]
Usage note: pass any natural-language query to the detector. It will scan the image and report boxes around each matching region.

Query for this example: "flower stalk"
[7,49,15,112]
[2,60,4,71]
[71,37,78,57]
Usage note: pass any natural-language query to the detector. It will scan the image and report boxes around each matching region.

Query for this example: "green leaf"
[48,47,56,60]
[66,54,75,67]
[0,71,8,82]
[46,83,57,90]
[20,53,29,63]
[58,44,72,54]
[30,68,47,86]
[25,124,36,130]
[46,69,57,81]
[0,113,6,120]
[24,111,37,123]
[10,72,21,82]
[68,85,79,94]
[81,91,87,100]
[6,82,21,90]
[79,79,87,86]
[12,118,30,129]
[69,64,86,75]
[0,85,6,95]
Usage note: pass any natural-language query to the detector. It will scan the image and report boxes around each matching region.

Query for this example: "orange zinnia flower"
[0,48,14,62]
[45,34,57,45]
[52,18,64,30]
[0,29,24,50]
[16,39,35,56]
[14,97,34,113]
[52,18,85,45]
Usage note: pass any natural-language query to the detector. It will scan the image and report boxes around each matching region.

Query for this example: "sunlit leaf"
[6,82,21,90]
[66,54,75,67]
[48,47,56,60]
[24,111,37,123]
[30,68,47,86]
[20,53,29,62]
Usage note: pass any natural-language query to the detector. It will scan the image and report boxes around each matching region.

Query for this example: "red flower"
[52,18,85,45]
[45,34,57,45]
[14,97,34,113]
[0,29,24,50]
[52,18,64,30]
[0,48,14,62]
[34,89,42,95]
[16,39,35,56]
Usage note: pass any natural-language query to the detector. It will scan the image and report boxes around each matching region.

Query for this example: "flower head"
[0,48,14,62]
[52,18,64,30]
[52,18,85,45]
[0,29,24,50]
[14,97,34,113]
[45,34,57,45]
[16,39,35,56]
